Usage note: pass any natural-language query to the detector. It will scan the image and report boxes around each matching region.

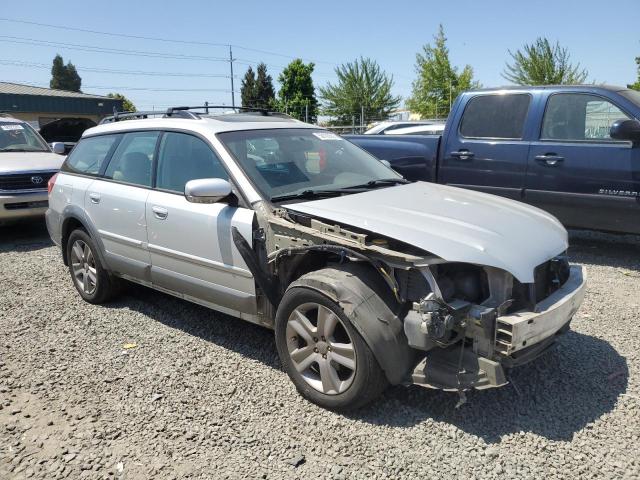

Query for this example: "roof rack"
[100,104,291,124]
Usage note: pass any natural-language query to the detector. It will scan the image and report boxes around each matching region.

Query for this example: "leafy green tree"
[107,93,136,112]
[254,63,276,110]
[240,66,257,108]
[407,25,477,119]
[50,54,82,92]
[503,38,588,86]
[277,59,318,122]
[319,57,400,125]
[629,57,640,91]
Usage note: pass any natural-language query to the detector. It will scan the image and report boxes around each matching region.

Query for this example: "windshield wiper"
[270,189,350,202]
[344,178,411,189]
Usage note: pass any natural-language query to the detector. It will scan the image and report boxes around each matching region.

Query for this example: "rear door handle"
[450,150,474,160]
[88,193,101,204]
[151,206,168,220]
[535,154,564,166]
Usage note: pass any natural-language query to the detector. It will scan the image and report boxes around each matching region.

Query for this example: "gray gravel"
[1,222,639,479]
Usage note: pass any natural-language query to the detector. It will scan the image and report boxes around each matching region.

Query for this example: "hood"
[286,182,568,283]
[0,151,65,174]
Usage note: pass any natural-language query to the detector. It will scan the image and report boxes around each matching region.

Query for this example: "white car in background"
[384,123,446,135]
[364,121,441,135]
[0,116,65,224]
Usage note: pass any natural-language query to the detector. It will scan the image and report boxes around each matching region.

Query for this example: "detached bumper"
[0,191,49,222]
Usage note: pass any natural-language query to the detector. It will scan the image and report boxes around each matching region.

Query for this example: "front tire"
[275,285,387,410]
[66,229,119,304]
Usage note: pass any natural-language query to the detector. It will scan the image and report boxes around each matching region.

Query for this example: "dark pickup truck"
[348,85,640,234]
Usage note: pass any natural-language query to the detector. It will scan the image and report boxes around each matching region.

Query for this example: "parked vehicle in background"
[384,123,446,135]
[39,117,97,154]
[348,85,640,234]
[0,116,65,224]
[47,106,585,410]
[364,120,442,135]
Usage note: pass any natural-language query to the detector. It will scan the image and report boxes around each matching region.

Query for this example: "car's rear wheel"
[275,285,387,410]
[66,229,119,304]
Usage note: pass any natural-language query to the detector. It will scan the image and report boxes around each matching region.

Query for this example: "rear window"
[63,135,120,175]
[459,94,531,139]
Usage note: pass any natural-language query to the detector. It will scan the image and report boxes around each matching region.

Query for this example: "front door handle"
[535,154,565,166]
[450,150,474,160]
[151,206,168,220]
[88,193,101,204]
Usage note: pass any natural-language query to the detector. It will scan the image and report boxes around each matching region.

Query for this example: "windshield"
[0,121,50,152]
[217,128,401,201]
[619,89,640,110]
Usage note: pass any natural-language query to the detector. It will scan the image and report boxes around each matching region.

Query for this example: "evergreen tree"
[254,63,276,110]
[241,66,257,108]
[407,25,477,118]
[319,57,400,125]
[49,54,82,92]
[502,38,588,85]
[277,59,318,122]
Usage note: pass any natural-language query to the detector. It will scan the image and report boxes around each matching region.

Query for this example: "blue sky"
[0,0,638,110]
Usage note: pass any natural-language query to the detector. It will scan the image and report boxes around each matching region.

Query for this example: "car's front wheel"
[66,229,119,304]
[275,285,387,410]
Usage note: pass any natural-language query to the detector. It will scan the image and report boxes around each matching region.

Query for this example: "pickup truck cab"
[349,85,640,234]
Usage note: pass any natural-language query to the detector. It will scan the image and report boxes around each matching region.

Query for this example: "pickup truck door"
[525,92,640,234]
[145,131,257,316]
[439,92,534,200]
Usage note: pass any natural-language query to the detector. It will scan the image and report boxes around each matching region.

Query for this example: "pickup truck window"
[459,94,531,139]
[541,93,632,142]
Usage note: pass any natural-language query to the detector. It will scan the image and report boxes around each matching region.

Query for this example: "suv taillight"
[47,173,59,195]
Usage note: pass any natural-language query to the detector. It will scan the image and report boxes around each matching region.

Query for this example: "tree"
[319,57,400,125]
[277,59,318,122]
[50,54,82,92]
[407,25,477,119]
[240,66,257,108]
[107,93,136,112]
[254,63,276,110]
[502,38,588,86]
[629,57,640,91]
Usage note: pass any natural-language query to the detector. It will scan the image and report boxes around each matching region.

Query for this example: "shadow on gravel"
[568,230,640,272]
[353,331,628,443]
[0,219,53,253]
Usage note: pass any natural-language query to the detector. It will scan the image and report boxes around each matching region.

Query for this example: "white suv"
[46,107,586,410]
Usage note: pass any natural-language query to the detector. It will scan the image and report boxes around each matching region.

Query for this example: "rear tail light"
[47,172,59,195]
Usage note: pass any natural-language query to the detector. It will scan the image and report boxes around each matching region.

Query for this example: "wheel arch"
[60,209,107,269]
[287,263,419,385]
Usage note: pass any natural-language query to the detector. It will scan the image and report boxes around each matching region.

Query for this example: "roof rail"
[100,105,292,125]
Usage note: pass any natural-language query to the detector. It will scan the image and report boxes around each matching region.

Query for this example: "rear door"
[86,131,160,281]
[146,131,257,316]
[525,92,640,233]
[439,92,534,200]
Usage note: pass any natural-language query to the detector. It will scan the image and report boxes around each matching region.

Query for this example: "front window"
[217,129,401,201]
[0,121,49,152]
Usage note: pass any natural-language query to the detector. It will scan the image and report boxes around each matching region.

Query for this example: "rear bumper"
[0,191,49,222]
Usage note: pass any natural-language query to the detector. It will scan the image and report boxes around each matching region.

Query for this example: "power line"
[0,79,231,93]
[0,17,336,65]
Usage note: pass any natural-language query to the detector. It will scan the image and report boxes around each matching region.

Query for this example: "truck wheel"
[66,229,119,304]
[275,285,388,410]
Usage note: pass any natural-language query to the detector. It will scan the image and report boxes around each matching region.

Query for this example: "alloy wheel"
[70,239,98,295]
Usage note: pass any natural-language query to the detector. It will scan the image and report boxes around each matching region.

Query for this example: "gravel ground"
[1,221,639,479]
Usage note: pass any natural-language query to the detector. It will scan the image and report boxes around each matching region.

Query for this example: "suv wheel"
[275,286,387,410]
[67,229,119,304]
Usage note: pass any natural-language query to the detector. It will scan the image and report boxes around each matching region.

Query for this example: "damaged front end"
[237,200,586,394]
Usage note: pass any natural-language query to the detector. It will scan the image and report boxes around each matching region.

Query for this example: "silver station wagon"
[46,107,586,410]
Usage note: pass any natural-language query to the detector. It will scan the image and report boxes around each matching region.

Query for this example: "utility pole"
[361,105,364,133]
[229,45,235,109]
[449,79,453,111]
[305,100,309,123]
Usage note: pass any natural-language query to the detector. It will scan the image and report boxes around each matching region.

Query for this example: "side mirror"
[610,119,640,144]
[380,159,391,168]
[51,142,66,155]
[185,178,232,203]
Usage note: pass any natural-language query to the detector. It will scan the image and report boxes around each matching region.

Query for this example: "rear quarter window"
[63,135,120,175]
[459,94,531,139]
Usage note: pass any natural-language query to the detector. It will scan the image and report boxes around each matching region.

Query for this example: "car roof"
[82,114,317,138]
[468,84,628,93]
[0,116,27,124]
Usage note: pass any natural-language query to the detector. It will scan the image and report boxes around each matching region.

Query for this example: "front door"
[85,131,159,281]
[439,92,533,200]
[146,131,257,315]
[525,92,640,234]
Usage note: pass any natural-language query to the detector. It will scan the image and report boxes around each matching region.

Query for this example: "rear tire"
[275,285,387,411]
[66,229,119,304]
